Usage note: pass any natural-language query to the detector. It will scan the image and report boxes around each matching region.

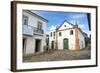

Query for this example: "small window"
[23,15,28,25]
[64,25,66,27]
[54,32,55,36]
[37,21,42,30]
[59,32,61,36]
[50,32,52,37]
[70,30,73,35]
[53,32,55,39]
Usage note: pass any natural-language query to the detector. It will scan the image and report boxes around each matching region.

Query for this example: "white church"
[49,20,86,50]
[22,10,48,55]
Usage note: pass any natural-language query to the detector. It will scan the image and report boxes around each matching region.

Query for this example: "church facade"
[49,20,86,50]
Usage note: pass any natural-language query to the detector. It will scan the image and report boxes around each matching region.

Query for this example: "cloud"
[78,24,89,34]
[44,25,56,35]
[50,25,56,30]
[68,20,77,25]
[78,24,85,29]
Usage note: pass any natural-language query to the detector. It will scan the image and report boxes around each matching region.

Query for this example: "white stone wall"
[49,21,85,50]
[34,35,46,52]
[58,30,68,49]
[49,30,55,49]
[23,11,47,28]
[57,31,63,50]
[22,25,33,36]
[57,29,76,50]
[58,21,75,50]
[23,10,47,54]
[49,22,76,50]
[59,21,73,30]
[25,34,46,54]
[69,29,75,50]
[25,37,35,54]
[78,30,85,49]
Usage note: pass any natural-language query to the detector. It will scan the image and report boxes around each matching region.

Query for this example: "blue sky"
[32,10,89,34]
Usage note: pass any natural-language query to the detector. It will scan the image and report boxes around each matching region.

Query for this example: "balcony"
[23,25,44,36]
[33,27,44,34]
[22,25,33,36]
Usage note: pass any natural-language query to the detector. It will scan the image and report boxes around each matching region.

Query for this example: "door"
[51,41,54,49]
[63,38,68,49]
[35,39,41,52]
[23,38,26,54]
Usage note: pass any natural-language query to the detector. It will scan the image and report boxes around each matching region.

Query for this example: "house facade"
[49,20,86,50]
[22,10,48,55]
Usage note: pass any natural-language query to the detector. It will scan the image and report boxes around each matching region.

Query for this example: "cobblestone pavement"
[23,48,91,62]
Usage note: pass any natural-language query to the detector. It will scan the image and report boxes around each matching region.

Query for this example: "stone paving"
[23,48,91,62]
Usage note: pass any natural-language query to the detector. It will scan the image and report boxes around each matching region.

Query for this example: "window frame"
[50,32,52,37]
[37,21,43,30]
[59,32,62,36]
[23,15,28,25]
[70,30,73,35]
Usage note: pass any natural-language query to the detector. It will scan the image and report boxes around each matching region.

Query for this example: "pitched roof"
[23,10,48,22]
[57,20,75,30]
[56,19,86,37]
[78,28,87,37]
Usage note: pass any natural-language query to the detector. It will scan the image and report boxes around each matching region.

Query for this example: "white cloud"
[78,24,85,29]
[44,25,56,35]
[68,20,77,25]
[50,25,56,30]
[78,24,89,34]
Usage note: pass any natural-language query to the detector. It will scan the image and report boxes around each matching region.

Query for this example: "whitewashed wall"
[58,21,74,50]
[23,11,47,28]
[23,11,47,54]
[69,29,75,50]
[57,31,63,50]
[59,21,73,30]
[25,37,35,54]
[49,20,86,50]
[49,21,76,50]
[57,29,76,50]
[34,35,46,52]
[49,29,55,49]
[25,33,46,54]
[78,30,85,49]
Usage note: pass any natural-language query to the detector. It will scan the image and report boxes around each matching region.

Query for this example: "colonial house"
[22,10,48,55]
[49,20,86,50]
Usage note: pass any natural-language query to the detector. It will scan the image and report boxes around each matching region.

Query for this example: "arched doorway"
[63,38,69,49]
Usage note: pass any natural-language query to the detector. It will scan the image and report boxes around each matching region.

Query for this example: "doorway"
[35,39,41,52]
[63,38,69,49]
[51,41,54,49]
[23,38,27,54]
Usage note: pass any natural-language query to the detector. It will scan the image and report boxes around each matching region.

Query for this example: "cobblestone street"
[23,47,91,62]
